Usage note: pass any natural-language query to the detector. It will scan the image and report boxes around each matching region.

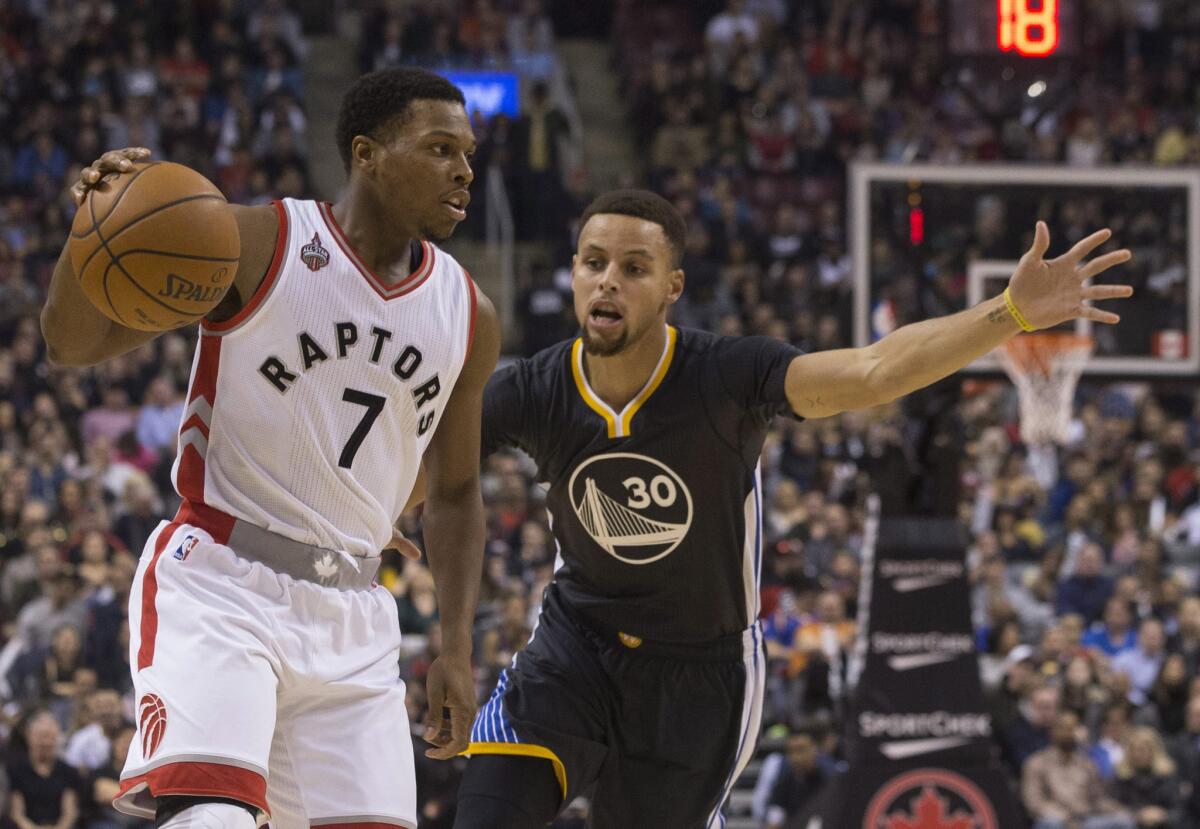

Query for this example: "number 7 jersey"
[171,198,477,559]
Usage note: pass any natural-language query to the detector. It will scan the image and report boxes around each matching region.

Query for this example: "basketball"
[67,161,240,332]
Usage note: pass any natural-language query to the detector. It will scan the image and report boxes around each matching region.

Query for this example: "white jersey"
[170,198,476,559]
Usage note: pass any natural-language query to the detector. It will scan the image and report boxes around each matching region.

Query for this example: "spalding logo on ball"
[68,161,241,332]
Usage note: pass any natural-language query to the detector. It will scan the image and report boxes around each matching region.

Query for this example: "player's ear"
[350,135,378,175]
[665,267,685,306]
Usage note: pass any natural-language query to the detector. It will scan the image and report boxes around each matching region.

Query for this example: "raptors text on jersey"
[170,198,477,559]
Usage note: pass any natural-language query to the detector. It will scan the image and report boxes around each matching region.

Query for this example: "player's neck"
[583,323,668,411]
[330,188,416,284]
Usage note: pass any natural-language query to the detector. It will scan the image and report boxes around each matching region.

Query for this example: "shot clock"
[949,0,1079,60]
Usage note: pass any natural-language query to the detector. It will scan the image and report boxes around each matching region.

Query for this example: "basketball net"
[997,332,1093,446]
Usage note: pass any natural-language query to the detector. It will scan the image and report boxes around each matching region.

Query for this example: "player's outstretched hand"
[1007,221,1133,330]
[71,147,152,206]
[383,526,423,561]
[423,654,475,760]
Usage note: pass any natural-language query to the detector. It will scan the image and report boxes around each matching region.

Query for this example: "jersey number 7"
[339,388,386,468]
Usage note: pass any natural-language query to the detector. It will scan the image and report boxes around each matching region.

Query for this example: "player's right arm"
[41,147,277,367]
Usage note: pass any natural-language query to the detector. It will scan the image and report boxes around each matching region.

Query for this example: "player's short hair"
[580,189,687,268]
[336,68,465,172]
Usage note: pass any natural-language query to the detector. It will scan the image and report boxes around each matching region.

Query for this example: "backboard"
[850,163,1200,376]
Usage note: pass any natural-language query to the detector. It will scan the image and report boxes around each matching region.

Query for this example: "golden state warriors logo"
[568,452,692,565]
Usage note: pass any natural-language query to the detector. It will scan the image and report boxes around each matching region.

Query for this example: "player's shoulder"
[513,337,575,382]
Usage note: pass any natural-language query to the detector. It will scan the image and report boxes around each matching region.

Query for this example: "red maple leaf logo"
[884,786,978,829]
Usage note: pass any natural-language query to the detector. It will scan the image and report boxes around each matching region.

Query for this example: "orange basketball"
[67,161,240,332]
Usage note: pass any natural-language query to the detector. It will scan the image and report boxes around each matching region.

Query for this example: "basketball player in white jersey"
[40,68,500,829]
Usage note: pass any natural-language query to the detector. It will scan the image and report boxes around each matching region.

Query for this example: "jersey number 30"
[339,388,386,468]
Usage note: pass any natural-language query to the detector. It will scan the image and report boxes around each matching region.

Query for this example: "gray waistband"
[225,519,380,591]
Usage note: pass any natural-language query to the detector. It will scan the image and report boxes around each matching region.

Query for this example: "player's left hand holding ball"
[1006,221,1133,330]
[423,654,476,759]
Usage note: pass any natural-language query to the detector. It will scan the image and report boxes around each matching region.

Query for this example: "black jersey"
[482,326,802,642]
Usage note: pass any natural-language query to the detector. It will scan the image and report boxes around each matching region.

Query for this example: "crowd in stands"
[358,0,577,243]
[2,0,1200,827]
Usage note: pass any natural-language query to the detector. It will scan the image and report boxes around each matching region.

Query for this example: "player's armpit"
[784,348,886,419]
[204,203,281,325]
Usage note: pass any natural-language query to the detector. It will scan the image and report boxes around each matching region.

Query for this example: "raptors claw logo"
[138,694,167,758]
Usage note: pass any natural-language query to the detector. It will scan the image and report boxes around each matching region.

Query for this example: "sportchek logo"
[871,632,975,671]
[878,559,963,593]
[860,711,990,759]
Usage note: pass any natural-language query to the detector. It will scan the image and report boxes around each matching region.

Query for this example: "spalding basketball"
[68,161,240,332]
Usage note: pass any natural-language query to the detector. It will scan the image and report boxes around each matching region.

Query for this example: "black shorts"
[466,583,766,829]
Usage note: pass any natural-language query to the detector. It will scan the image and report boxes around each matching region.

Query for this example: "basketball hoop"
[997,332,1093,445]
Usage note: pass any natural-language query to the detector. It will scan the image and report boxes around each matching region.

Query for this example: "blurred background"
[1,1,1200,827]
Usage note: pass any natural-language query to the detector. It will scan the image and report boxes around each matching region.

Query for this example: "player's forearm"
[41,245,157,366]
[421,486,485,656]
[865,293,1020,404]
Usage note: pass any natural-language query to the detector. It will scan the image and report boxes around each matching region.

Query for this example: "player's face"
[572,214,684,356]
[364,99,476,241]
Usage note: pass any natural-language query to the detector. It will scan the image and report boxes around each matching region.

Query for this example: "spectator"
[81,725,147,829]
[134,378,182,455]
[7,710,80,829]
[1022,710,1135,829]
[764,731,828,829]
[1111,618,1168,706]
[1002,683,1060,773]
[1057,543,1115,625]
[63,689,125,772]
[1166,696,1200,829]
[1084,598,1139,658]
[1113,726,1182,828]
[1147,653,1190,735]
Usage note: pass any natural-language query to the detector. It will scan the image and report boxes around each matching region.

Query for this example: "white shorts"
[115,519,417,829]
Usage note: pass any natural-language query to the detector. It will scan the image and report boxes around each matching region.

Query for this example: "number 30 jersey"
[482,326,802,642]
[171,198,476,559]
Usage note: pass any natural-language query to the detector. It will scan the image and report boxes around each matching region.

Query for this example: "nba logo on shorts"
[138,694,168,758]
[173,535,199,561]
[300,233,330,271]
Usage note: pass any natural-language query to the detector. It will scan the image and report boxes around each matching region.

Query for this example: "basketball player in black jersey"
[404,190,1131,828]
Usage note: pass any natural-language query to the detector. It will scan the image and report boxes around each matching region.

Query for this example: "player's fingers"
[1077,250,1132,281]
[97,151,136,173]
[1077,305,1120,325]
[121,147,151,159]
[423,677,445,742]
[1057,228,1112,266]
[70,183,85,206]
[1026,220,1050,260]
[1081,284,1133,301]
[385,531,422,561]
[448,703,473,754]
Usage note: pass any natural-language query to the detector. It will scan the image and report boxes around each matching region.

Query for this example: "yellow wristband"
[1003,287,1036,332]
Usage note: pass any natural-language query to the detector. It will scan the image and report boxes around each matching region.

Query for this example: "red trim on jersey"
[115,761,269,815]
[202,199,288,333]
[175,335,221,506]
[319,202,436,300]
[137,521,180,670]
[463,269,478,360]
[178,413,210,439]
[174,500,236,545]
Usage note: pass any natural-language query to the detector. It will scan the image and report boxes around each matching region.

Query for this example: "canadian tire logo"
[567,452,692,565]
[863,769,997,829]
[138,694,167,758]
